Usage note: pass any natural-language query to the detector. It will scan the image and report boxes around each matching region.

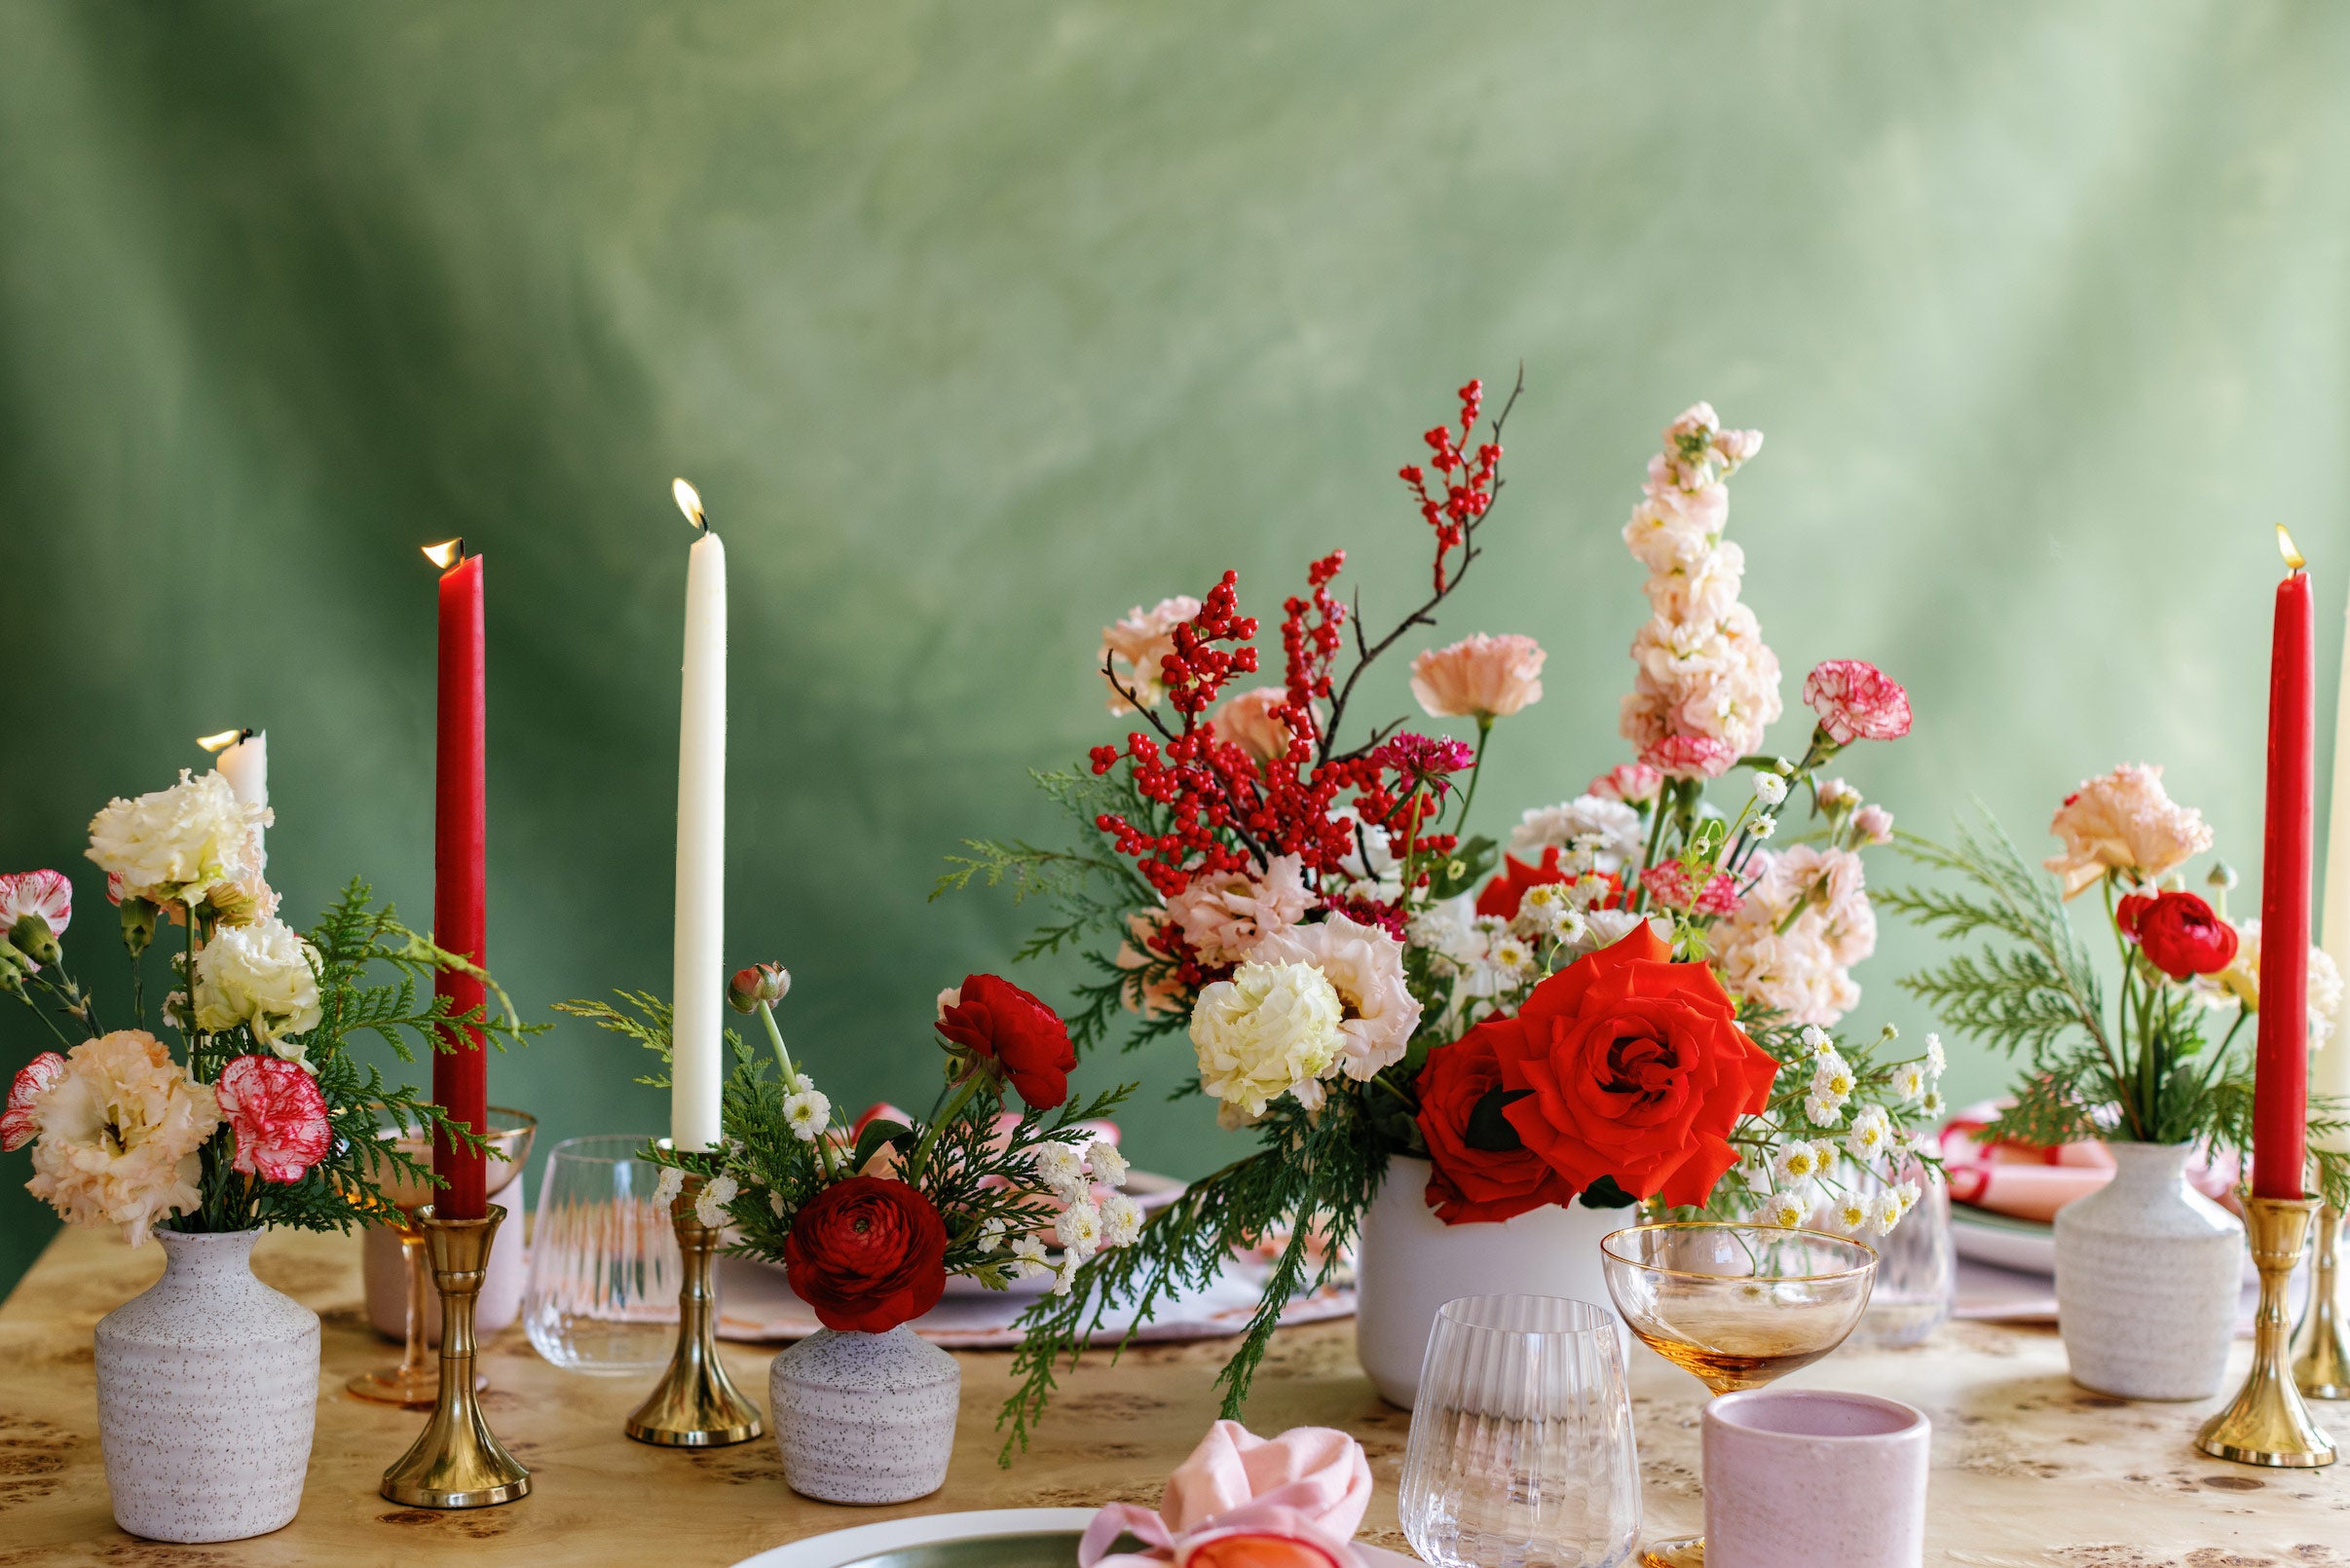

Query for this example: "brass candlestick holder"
[624,1174,765,1446]
[2197,1195,2337,1468]
[2293,1202,2349,1400]
[381,1204,532,1507]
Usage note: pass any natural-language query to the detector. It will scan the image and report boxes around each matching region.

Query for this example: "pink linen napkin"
[1940,1100,2239,1222]
[1081,1421,1372,1568]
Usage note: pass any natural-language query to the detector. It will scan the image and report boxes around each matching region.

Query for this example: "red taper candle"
[2254,526,2314,1201]
[428,540,489,1219]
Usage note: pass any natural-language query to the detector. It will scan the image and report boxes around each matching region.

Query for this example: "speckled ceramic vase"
[1356,1155,1628,1408]
[770,1325,959,1504]
[93,1227,320,1543]
[2054,1141,2243,1400]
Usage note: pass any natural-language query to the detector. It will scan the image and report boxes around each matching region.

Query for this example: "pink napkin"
[1940,1100,2239,1222]
[1082,1422,1372,1568]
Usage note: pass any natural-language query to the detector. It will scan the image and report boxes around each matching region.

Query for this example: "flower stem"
[908,1069,989,1183]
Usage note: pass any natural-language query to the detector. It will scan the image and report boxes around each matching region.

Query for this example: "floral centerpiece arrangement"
[944,381,1944,1451]
[4,769,534,1244]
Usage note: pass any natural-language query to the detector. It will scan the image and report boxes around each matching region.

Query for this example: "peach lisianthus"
[1250,914,1423,1081]
[1209,688,1299,766]
[2042,764,2214,899]
[1408,633,1546,721]
[24,1031,219,1245]
[1101,596,1204,715]
[1166,856,1313,966]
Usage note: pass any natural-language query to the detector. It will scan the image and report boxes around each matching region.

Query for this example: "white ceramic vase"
[2053,1140,2243,1400]
[1355,1154,1629,1408]
[769,1325,960,1504]
[93,1228,320,1543]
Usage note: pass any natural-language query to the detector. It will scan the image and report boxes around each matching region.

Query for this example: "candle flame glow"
[422,539,465,570]
[195,728,246,754]
[2279,524,2307,573]
[672,478,707,532]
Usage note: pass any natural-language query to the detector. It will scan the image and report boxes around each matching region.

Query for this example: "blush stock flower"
[1209,688,1302,766]
[1408,633,1547,721]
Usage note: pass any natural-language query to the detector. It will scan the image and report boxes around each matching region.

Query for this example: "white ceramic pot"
[2053,1140,2243,1400]
[94,1228,320,1543]
[769,1325,960,1504]
[1356,1155,1628,1408]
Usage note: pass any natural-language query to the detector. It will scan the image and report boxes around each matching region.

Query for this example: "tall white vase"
[2053,1141,2243,1400]
[1355,1155,1628,1408]
[93,1228,320,1543]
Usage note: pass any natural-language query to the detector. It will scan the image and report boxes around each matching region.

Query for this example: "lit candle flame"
[672,477,708,533]
[422,539,465,570]
[2279,524,2306,573]
[196,728,247,754]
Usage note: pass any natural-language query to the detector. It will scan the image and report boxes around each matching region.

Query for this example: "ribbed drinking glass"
[1399,1294,1642,1568]
[524,1135,682,1373]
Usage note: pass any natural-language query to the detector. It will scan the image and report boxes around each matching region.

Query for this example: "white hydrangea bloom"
[693,1173,739,1228]
[1085,1139,1129,1190]
[1100,1191,1143,1248]
[1057,1200,1104,1262]
[1188,960,1345,1119]
[783,1089,831,1142]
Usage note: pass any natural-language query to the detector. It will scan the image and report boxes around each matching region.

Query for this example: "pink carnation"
[1640,861,1697,911]
[0,870,73,941]
[1641,731,1738,779]
[1695,873,1743,916]
[215,1054,332,1183]
[1853,804,1894,845]
[1588,763,1663,804]
[1803,660,1912,745]
[1408,634,1546,720]
[3,1051,66,1152]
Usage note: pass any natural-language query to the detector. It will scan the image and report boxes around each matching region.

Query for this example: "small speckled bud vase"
[2054,1141,2244,1400]
[94,1228,320,1543]
[769,1325,959,1504]
[1703,1389,1929,1567]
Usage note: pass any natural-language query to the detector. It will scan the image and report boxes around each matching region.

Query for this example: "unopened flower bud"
[2207,861,2238,892]
[120,897,159,959]
[727,961,791,1014]
[202,879,266,928]
[0,944,27,997]
[8,914,60,969]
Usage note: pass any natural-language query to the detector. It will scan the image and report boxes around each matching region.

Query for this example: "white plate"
[1950,1206,2056,1276]
[727,1508,1415,1568]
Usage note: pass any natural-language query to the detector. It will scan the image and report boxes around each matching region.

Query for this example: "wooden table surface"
[1,1225,2345,1567]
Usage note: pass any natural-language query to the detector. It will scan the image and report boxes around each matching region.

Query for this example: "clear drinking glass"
[524,1135,682,1373]
[1853,1166,1954,1347]
[1399,1294,1642,1568]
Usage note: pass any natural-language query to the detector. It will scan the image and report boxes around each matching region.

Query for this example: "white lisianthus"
[1030,1141,1091,1204]
[1754,772,1789,807]
[1189,960,1345,1118]
[783,1089,831,1141]
[190,916,321,1060]
[1845,1104,1892,1160]
[1010,1233,1051,1279]
[653,1166,686,1209]
[1056,1200,1103,1262]
[694,1173,739,1228]
[87,770,273,920]
[1100,1191,1143,1248]
[1085,1139,1129,1189]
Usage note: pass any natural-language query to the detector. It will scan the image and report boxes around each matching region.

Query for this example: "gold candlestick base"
[381,1205,533,1508]
[2292,1201,2350,1400]
[624,1175,765,1446]
[2197,1195,2337,1468]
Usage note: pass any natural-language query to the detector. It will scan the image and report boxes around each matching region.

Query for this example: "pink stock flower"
[1408,634,1546,720]
[1853,804,1894,845]
[214,1054,333,1183]
[1210,688,1299,766]
[4,1052,66,1151]
[1640,731,1738,779]
[0,870,73,940]
[1803,660,1913,745]
[1588,763,1664,804]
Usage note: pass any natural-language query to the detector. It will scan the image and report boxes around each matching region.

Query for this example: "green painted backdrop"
[6,1,2349,1295]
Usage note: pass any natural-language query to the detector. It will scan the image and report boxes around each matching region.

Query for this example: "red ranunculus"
[937,973,1076,1109]
[2127,890,2239,981]
[215,1054,332,1182]
[1489,923,1779,1209]
[1414,1028,1575,1224]
[782,1176,949,1332]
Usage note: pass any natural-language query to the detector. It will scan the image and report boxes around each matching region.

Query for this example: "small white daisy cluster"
[976,1136,1145,1296]
[1745,1026,1948,1238]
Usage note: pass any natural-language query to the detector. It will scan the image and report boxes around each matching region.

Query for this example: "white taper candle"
[671,500,727,1152]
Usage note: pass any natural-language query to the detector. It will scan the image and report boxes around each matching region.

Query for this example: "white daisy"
[1924,1032,1947,1077]
[1762,1190,1809,1228]
[1890,1062,1928,1102]
[1772,1143,1819,1183]
[1085,1139,1130,1189]
[975,1215,1006,1254]
[653,1165,686,1209]
[1920,1088,1947,1119]
[1100,1192,1143,1248]
[1057,1200,1104,1262]
[1754,773,1789,807]
[1030,1141,1091,1204]
[1799,1025,1835,1058]
[1867,1188,1906,1235]
[783,1089,832,1142]
[693,1173,739,1228]
[1010,1233,1051,1279]
[1052,1255,1081,1297]
[1834,1196,1870,1233]
[1805,1092,1846,1128]
[1749,814,1777,840]
[1845,1104,1892,1160]
[1809,1139,1841,1176]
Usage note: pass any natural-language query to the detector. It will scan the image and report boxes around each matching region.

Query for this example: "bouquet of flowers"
[2,768,536,1244]
[949,382,1945,1453]
[1889,765,2350,1203]
[557,965,1138,1333]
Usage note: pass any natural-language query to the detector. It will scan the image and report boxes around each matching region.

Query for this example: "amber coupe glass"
[1601,1222,1877,1568]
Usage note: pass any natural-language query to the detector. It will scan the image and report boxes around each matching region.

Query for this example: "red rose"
[782,1176,949,1332]
[1489,924,1778,1209]
[937,973,1076,1109]
[1414,1028,1575,1223]
[2127,890,2238,981]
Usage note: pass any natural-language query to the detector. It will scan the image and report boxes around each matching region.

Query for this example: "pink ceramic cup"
[1702,1389,1930,1568]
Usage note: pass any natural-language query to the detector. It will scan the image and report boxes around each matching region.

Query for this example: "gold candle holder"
[2292,1202,2349,1400]
[624,1174,765,1446]
[2196,1195,2337,1468]
[380,1204,532,1508]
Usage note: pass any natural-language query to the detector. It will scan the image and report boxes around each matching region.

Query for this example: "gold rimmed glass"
[1601,1221,1878,1568]
[348,1106,536,1407]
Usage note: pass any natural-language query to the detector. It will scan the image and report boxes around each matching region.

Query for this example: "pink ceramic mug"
[1702,1389,1930,1567]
